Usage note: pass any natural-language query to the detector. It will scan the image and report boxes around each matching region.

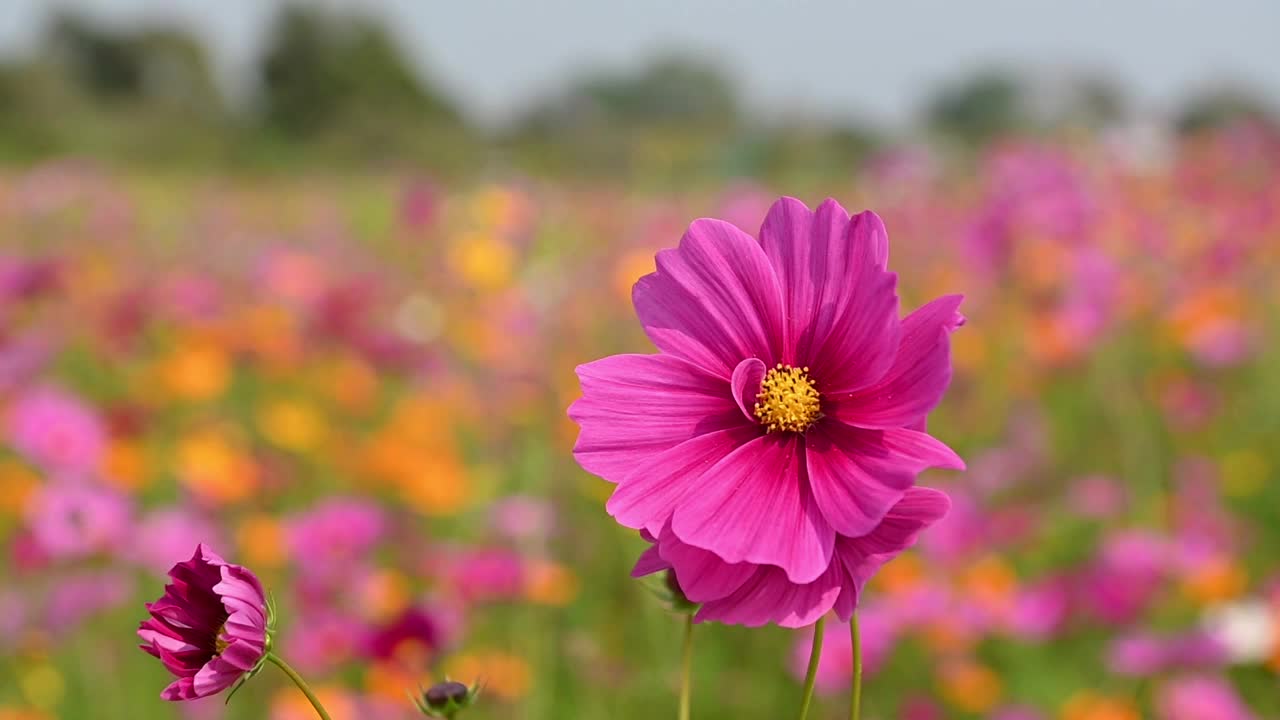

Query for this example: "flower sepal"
[643,569,700,616]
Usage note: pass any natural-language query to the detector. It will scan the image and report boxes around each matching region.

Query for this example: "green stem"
[678,614,694,720]
[267,653,333,720]
[849,614,862,720]
[797,615,827,720]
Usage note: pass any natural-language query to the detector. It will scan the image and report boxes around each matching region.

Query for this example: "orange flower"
[100,439,149,491]
[444,650,530,702]
[1060,691,1140,720]
[0,460,39,517]
[937,660,1002,714]
[160,339,231,402]
[175,427,257,505]
[524,560,580,606]
[236,514,286,569]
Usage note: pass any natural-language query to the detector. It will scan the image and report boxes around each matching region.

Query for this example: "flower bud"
[412,680,479,718]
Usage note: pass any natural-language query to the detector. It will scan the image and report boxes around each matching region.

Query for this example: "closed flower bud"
[413,680,479,718]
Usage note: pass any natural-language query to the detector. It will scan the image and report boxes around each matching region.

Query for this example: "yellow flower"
[256,399,327,453]
[17,664,63,711]
[448,231,515,291]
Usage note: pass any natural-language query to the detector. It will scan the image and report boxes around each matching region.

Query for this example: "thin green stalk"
[849,614,862,720]
[797,615,827,720]
[267,653,333,720]
[679,614,695,720]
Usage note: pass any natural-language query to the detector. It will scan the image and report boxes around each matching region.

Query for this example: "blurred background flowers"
[1,1,1279,719]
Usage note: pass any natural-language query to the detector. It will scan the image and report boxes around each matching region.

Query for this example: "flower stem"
[797,615,826,720]
[849,613,862,720]
[267,653,333,720]
[678,614,694,720]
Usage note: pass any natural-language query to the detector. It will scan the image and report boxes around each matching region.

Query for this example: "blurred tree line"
[0,5,1274,178]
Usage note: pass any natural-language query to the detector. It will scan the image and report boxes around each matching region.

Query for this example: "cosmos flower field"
[2,125,1280,720]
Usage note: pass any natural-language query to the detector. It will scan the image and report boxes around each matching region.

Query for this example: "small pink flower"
[5,385,105,476]
[138,545,271,701]
[284,499,385,583]
[1157,675,1255,720]
[25,481,131,560]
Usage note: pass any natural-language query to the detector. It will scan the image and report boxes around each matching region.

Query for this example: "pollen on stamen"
[752,363,821,433]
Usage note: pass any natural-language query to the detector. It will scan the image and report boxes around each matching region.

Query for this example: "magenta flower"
[5,385,106,476]
[138,545,271,701]
[1157,675,1255,720]
[284,498,385,584]
[570,197,964,589]
[633,487,950,627]
[25,481,131,560]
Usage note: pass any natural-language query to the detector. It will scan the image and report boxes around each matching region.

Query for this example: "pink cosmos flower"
[5,385,106,476]
[570,197,964,594]
[284,499,385,584]
[25,481,131,560]
[1156,675,1255,720]
[130,507,227,574]
[633,487,950,627]
[138,545,270,701]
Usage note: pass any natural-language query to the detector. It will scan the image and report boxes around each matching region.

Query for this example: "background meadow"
[2,3,1280,719]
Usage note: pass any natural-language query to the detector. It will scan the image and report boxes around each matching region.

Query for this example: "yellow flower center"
[753,364,821,433]
[214,623,229,654]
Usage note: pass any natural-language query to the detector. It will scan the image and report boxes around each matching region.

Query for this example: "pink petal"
[845,486,951,559]
[833,486,951,602]
[633,219,784,378]
[606,426,760,535]
[805,423,915,537]
[191,657,243,698]
[758,199,900,392]
[630,545,669,577]
[670,434,834,584]
[656,527,756,603]
[570,354,744,481]
[828,294,964,429]
[695,563,842,628]
[730,357,766,422]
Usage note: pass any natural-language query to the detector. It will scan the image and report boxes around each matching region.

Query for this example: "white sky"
[1,0,1277,127]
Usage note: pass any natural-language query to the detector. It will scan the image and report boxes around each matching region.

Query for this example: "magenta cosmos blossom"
[138,545,271,701]
[570,197,964,593]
